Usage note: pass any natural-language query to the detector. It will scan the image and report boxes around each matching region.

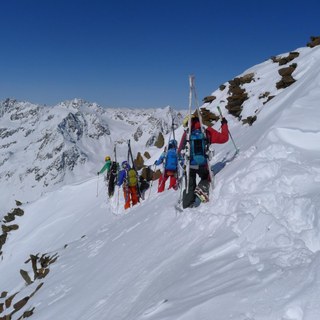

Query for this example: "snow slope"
[1,45,320,319]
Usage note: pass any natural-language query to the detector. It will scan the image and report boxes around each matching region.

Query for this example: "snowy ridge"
[1,45,320,319]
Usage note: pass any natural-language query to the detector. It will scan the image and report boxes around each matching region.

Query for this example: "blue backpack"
[165,148,178,171]
[190,129,207,166]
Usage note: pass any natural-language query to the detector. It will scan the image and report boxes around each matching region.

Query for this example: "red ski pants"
[158,171,177,193]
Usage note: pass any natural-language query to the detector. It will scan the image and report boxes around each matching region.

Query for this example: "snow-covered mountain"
[0,99,184,210]
[1,38,320,320]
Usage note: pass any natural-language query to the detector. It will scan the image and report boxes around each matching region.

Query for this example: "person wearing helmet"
[154,139,178,192]
[117,160,139,209]
[178,113,229,208]
[97,155,112,180]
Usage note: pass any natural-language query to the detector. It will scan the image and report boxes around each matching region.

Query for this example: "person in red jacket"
[178,114,229,208]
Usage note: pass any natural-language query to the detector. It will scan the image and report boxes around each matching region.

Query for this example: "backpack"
[165,149,178,171]
[110,161,118,174]
[127,168,138,187]
[143,166,153,182]
[190,129,207,166]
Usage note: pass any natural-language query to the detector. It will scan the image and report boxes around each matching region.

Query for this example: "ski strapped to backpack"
[108,143,119,198]
[183,75,215,192]
[184,75,193,194]
[127,139,141,198]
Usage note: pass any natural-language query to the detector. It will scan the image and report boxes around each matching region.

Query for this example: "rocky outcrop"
[0,251,57,319]
[154,132,165,148]
[0,204,60,319]
[0,207,24,256]
[57,112,110,142]
[242,115,257,126]
[307,36,320,48]
[134,152,144,170]
[141,166,155,181]
[202,95,216,104]
[271,52,300,66]
[133,127,143,141]
[224,73,255,119]
[226,82,248,118]
[276,63,297,89]
[153,169,162,180]
[199,108,219,127]
[143,151,151,159]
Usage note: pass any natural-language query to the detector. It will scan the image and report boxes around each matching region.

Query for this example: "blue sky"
[0,0,319,109]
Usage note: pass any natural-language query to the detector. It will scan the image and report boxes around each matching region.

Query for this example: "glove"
[97,172,100,175]
[154,160,157,165]
[221,117,228,125]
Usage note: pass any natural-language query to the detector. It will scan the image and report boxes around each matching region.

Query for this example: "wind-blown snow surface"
[1,45,320,319]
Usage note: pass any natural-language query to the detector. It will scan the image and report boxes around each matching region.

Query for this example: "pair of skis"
[184,75,214,194]
[177,75,239,211]
[176,75,211,211]
[127,139,142,199]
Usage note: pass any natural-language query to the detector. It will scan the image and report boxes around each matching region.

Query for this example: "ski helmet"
[121,160,128,169]
[182,114,195,127]
[105,156,111,161]
[168,139,177,149]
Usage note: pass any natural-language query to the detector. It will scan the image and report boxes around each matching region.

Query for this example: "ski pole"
[147,164,156,200]
[217,106,239,153]
[96,174,99,197]
[116,186,120,214]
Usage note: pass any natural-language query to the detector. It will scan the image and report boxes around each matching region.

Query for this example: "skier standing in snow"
[154,139,178,192]
[97,156,112,180]
[178,114,229,208]
[107,161,119,198]
[117,160,139,209]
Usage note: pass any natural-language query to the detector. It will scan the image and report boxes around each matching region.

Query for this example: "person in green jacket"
[98,156,112,180]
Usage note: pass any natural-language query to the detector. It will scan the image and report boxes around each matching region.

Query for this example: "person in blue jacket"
[154,139,178,192]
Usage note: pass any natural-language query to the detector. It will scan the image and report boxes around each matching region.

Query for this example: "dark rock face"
[224,73,255,118]
[198,108,219,127]
[271,52,300,66]
[134,152,144,170]
[0,100,110,189]
[144,151,151,159]
[154,132,165,148]
[133,127,143,141]
[226,82,248,118]
[202,95,216,103]
[276,63,297,89]
[307,35,320,48]
[0,234,58,320]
